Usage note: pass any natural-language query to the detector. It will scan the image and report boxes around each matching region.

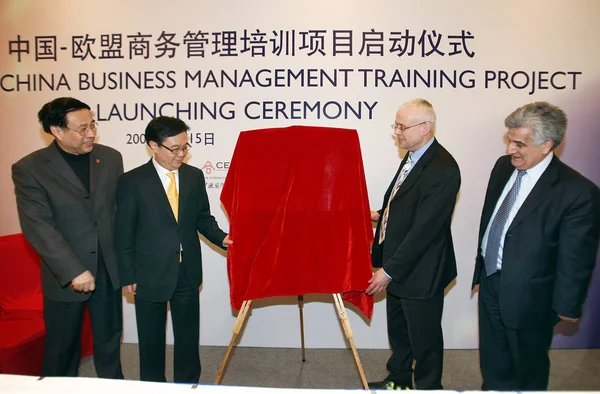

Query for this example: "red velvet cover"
[220,126,374,318]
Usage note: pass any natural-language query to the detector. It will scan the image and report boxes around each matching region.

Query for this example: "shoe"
[368,379,412,390]
[368,380,390,389]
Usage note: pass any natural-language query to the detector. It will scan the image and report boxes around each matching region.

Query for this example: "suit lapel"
[394,138,439,199]
[508,156,559,231]
[479,159,514,241]
[142,160,178,223]
[45,142,87,193]
[395,162,422,197]
[178,164,191,224]
[89,148,101,195]
[384,155,408,202]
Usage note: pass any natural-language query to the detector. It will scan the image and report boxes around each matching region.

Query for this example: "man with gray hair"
[367,98,461,390]
[472,101,600,390]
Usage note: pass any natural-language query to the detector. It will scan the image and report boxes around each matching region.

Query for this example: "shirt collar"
[520,152,553,182]
[409,137,435,165]
[152,156,178,177]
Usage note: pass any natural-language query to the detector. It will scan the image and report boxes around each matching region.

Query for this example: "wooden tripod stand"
[214,293,369,389]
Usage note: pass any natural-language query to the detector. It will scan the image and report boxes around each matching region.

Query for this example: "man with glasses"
[12,97,124,378]
[115,116,231,383]
[367,98,460,390]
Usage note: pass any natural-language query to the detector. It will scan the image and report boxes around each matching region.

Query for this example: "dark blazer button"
[91,251,96,255]
[94,221,99,226]
[84,196,90,199]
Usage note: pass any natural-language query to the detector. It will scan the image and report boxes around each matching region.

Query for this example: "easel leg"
[333,293,369,389]
[297,295,306,362]
[214,300,252,384]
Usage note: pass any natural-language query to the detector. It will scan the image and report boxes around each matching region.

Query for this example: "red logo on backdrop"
[202,161,230,175]
[202,161,216,175]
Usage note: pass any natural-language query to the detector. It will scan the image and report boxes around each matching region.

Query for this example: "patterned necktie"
[483,170,526,276]
[166,172,179,222]
[378,154,413,244]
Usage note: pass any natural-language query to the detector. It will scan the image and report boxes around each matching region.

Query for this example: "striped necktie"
[378,154,412,244]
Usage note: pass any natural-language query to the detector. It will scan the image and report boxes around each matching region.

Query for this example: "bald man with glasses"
[367,98,460,390]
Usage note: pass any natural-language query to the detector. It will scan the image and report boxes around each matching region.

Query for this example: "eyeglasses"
[391,121,427,132]
[159,143,191,155]
[63,121,98,135]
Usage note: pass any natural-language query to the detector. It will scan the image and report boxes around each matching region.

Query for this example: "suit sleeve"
[115,175,138,285]
[12,162,87,287]
[472,157,505,288]
[552,184,600,318]
[116,151,124,178]
[383,166,461,283]
[196,171,227,249]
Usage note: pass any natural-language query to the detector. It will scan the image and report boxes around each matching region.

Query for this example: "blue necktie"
[484,170,526,276]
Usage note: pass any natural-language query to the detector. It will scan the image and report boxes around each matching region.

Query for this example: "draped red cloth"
[220,125,374,318]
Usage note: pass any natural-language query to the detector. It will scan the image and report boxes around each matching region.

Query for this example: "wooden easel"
[214,293,369,389]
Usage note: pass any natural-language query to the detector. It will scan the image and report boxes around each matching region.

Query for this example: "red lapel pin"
[96,159,100,163]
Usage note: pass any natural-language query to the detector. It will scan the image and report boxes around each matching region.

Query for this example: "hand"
[370,210,380,222]
[71,270,95,293]
[223,234,233,246]
[558,314,579,323]
[123,284,137,295]
[366,268,391,295]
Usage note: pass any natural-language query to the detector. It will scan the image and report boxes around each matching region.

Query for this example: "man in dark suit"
[367,98,461,390]
[12,97,124,378]
[473,101,600,391]
[115,116,231,383]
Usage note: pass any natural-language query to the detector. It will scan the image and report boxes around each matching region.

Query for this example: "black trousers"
[385,291,444,390]
[479,270,555,391]
[42,257,123,378]
[134,265,200,383]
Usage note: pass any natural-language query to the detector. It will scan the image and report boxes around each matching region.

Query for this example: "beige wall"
[1,0,599,349]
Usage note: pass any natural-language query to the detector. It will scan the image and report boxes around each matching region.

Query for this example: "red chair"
[0,233,93,375]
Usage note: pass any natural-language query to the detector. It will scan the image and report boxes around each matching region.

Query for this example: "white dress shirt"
[481,153,554,270]
[152,156,182,253]
[152,156,179,194]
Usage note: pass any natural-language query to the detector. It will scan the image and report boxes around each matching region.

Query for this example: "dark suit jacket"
[115,160,227,302]
[12,142,124,302]
[472,155,600,329]
[372,138,461,299]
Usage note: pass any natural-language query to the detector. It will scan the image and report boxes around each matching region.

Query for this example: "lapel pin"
[96,159,100,163]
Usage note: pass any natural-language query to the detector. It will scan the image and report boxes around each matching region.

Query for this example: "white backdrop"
[1,0,599,349]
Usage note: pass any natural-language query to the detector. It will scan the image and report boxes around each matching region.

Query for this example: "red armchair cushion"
[0,234,43,311]
[0,233,94,374]
[0,318,45,353]
[0,319,45,375]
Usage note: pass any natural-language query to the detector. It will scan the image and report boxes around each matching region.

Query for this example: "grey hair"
[398,98,437,133]
[505,102,567,150]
